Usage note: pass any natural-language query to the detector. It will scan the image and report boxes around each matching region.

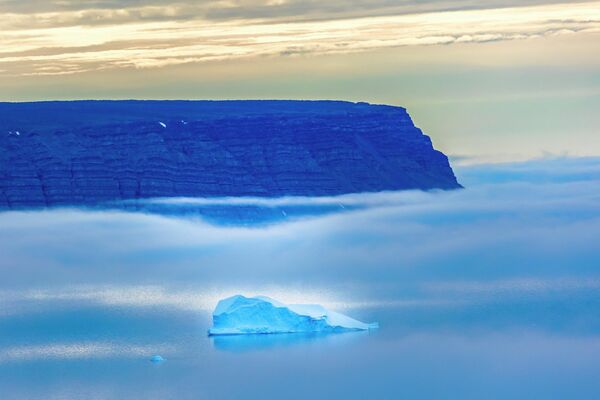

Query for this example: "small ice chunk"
[208,295,378,335]
[281,210,287,217]
[150,355,165,363]
[15,131,20,136]
[158,122,166,128]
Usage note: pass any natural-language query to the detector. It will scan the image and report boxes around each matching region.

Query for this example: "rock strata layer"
[0,100,461,208]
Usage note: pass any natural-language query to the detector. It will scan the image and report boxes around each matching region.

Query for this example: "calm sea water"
[1,158,599,399]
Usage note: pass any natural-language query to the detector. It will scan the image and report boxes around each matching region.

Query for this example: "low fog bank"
[0,157,598,321]
[455,156,600,185]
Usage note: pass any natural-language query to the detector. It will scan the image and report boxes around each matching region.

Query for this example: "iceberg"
[208,295,378,335]
[150,355,165,363]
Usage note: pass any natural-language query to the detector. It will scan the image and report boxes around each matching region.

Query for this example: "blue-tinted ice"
[208,295,378,335]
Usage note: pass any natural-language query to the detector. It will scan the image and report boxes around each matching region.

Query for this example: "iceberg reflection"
[211,330,371,352]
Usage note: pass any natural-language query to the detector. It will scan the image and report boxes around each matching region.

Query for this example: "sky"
[0,0,599,162]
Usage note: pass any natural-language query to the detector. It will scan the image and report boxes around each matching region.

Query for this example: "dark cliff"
[0,100,461,208]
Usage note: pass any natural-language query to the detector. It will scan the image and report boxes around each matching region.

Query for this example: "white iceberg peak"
[208,295,378,336]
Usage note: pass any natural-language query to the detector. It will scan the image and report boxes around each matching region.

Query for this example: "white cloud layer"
[0,157,598,316]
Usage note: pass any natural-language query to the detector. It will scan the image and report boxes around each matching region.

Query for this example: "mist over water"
[1,157,599,399]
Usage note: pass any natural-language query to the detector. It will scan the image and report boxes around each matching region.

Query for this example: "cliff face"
[0,100,460,208]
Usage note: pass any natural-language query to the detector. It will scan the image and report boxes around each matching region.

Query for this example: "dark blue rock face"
[0,100,460,208]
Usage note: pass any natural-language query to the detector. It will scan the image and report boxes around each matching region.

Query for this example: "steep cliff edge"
[0,100,461,208]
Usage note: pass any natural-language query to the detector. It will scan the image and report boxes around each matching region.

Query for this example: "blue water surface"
[0,157,599,399]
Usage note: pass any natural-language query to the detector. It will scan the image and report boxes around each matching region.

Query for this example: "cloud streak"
[0,2,598,76]
[0,1,590,21]
[0,341,177,363]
